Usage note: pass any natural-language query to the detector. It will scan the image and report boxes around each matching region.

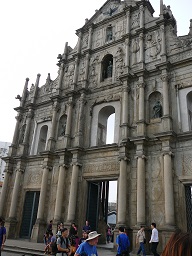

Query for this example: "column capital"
[53,102,60,112]
[42,165,52,171]
[27,109,34,119]
[118,156,130,162]
[139,5,144,12]
[162,151,174,157]
[161,73,169,82]
[4,167,13,174]
[59,163,69,169]
[139,33,144,40]
[160,24,165,32]
[16,168,25,173]
[135,155,147,160]
[71,162,82,167]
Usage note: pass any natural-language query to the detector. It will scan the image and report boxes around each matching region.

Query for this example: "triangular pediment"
[80,0,138,30]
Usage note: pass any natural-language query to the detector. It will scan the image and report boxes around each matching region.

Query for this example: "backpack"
[54,236,70,255]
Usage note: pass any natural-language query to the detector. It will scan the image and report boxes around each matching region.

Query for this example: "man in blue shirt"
[75,231,100,256]
[0,218,6,256]
[116,227,130,256]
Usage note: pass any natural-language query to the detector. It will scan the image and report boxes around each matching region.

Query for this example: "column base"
[5,218,18,239]
[161,229,176,251]
[31,219,46,242]
[47,138,56,151]
[136,120,146,136]
[162,116,172,131]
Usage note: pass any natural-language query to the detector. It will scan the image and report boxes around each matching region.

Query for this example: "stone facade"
[0,0,192,253]
[0,141,11,181]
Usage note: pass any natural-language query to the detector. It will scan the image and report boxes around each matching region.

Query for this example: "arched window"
[101,54,113,81]
[58,114,67,137]
[148,91,163,119]
[37,125,48,153]
[97,106,115,146]
[187,91,192,130]
[106,25,113,42]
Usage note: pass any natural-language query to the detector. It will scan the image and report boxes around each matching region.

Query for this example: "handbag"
[143,238,146,244]
[71,245,76,254]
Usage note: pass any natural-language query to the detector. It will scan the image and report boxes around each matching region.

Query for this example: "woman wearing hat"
[75,231,100,256]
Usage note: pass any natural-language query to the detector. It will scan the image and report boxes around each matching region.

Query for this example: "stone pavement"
[3,239,154,255]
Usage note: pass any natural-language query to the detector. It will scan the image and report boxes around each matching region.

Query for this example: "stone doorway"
[20,191,40,238]
[185,185,192,232]
[86,180,117,243]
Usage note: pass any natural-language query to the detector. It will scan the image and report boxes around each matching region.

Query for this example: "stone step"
[4,244,45,256]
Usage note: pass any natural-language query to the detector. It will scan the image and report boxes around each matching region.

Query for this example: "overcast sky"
[0,0,191,143]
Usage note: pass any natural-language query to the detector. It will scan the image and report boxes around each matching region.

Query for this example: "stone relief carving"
[78,60,86,81]
[166,25,182,54]
[26,171,42,186]
[115,47,124,79]
[145,31,161,61]
[115,20,125,39]
[83,161,120,174]
[82,34,88,49]
[182,155,192,175]
[131,38,140,65]
[95,30,103,48]
[90,93,121,115]
[64,64,74,88]
[131,12,140,29]
[89,55,99,87]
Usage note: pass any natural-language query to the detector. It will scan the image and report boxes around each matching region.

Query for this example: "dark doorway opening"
[185,185,192,232]
[20,191,40,238]
[86,180,117,231]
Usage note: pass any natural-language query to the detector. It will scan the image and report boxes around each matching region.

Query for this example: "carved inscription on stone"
[83,161,120,174]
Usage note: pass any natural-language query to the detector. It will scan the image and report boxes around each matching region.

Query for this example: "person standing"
[57,228,71,256]
[82,220,91,233]
[0,218,6,256]
[136,226,146,256]
[75,231,100,256]
[116,226,130,256]
[149,223,160,256]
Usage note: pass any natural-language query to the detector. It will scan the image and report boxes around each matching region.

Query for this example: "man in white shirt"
[149,223,160,256]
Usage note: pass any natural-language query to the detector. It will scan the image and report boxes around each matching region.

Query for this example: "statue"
[60,123,66,136]
[153,101,162,118]
[106,28,113,41]
[106,61,113,78]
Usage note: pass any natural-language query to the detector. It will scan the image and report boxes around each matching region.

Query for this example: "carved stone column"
[139,5,144,28]
[161,72,169,116]
[138,78,145,121]
[47,102,60,150]
[84,53,90,82]
[67,162,81,223]
[121,82,129,140]
[54,164,68,222]
[0,168,12,217]
[117,158,128,226]
[36,165,52,221]
[77,32,82,54]
[64,98,73,148]
[136,155,146,225]
[163,151,175,227]
[139,33,144,63]
[57,63,64,91]
[126,9,131,34]
[12,114,22,146]
[125,37,130,68]
[73,57,79,86]
[23,109,34,144]
[8,168,24,219]
[75,93,86,146]
[160,25,166,57]
[88,26,93,49]
[176,85,181,131]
